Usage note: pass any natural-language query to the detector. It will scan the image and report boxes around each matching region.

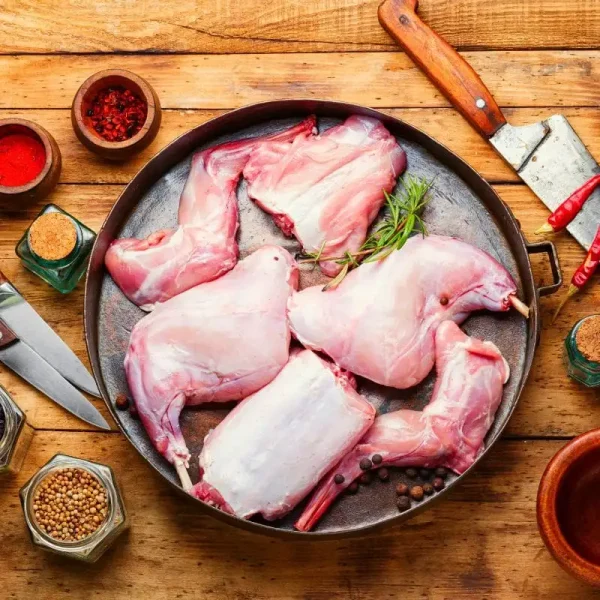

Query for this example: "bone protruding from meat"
[106,117,316,309]
[295,321,509,532]
[244,115,407,276]
[288,234,519,390]
[192,349,376,521]
[124,245,299,485]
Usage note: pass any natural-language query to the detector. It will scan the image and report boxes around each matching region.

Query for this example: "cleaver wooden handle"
[378,0,506,138]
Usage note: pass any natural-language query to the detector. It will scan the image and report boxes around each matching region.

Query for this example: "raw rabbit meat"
[106,117,316,309]
[124,246,299,489]
[289,234,525,389]
[244,115,407,276]
[192,349,376,521]
[296,320,510,531]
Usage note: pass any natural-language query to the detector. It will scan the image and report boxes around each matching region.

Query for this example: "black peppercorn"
[405,468,417,479]
[359,457,373,471]
[359,472,372,485]
[419,468,431,480]
[347,481,359,494]
[433,477,445,491]
[397,496,410,512]
[372,454,383,465]
[377,468,389,481]
[423,483,434,496]
[129,403,139,419]
[115,393,130,411]
[87,109,94,117]
[395,483,409,496]
[440,296,449,305]
[410,485,424,501]
[334,474,345,485]
[435,467,448,479]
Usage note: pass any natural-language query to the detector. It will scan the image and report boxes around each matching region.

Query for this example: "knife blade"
[378,0,600,250]
[0,274,100,397]
[0,320,109,430]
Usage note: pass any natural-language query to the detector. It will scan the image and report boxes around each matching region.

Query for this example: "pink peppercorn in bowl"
[71,69,161,161]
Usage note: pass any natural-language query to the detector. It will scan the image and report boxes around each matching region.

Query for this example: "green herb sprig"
[299,175,433,290]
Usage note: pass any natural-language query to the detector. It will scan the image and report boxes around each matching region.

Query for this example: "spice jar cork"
[564,315,600,387]
[15,204,96,294]
[20,454,129,562]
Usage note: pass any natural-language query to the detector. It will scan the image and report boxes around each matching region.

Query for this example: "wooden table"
[1,1,600,597]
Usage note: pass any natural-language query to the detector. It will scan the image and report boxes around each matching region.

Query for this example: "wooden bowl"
[537,428,600,586]
[71,69,161,161]
[0,119,61,204]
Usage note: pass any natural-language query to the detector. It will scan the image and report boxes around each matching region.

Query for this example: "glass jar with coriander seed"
[20,454,129,562]
[0,385,34,475]
[564,315,600,388]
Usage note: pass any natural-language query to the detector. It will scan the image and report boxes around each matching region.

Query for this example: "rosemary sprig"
[299,175,432,289]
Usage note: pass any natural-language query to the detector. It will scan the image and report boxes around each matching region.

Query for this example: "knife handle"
[378,0,506,138]
[0,320,18,348]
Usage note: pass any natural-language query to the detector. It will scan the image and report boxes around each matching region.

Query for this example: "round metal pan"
[84,100,562,538]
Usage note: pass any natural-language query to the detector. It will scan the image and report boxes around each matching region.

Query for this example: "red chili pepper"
[553,224,600,322]
[536,174,600,234]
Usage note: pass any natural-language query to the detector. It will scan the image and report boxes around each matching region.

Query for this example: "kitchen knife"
[0,269,100,397]
[0,320,109,430]
[378,0,600,250]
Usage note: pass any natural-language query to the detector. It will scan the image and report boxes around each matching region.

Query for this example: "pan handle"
[378,0,506,138]
[526,241,562,297]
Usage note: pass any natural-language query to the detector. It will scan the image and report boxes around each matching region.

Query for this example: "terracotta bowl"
[71,69,161,161]
[0,118,61,204]
[537,428,600,586]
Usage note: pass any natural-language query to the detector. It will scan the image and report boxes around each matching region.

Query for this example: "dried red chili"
[85,86,147,143]
[536,174,600,234]
[553,224,600,322]
[0,133,46,187]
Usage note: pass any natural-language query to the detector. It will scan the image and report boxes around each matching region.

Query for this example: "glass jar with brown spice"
[564,315,600,387]
[0,385,34,475]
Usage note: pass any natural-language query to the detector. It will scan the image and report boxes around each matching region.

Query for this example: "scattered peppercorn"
[405,468,417,479]
[115,393,129,411]
[423,483,434,496]
[377,468,389,482]
[32,468,108,542]
[372,454,383,465]
[397,496,411,512]
[440,296,449,305]
[85,86,147,143]
[395,483,409,496]
[435,467,448,479]
[410,485,424,501]
[433,477,445,491]
[129,403,139,419]
[359,457,373,471]
[347,481,359,494]
[359,472,372,485]
[334,474,345,485]
[419,468,431,480]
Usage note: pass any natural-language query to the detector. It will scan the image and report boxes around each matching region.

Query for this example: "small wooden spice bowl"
[537,429,600,586]
[0,118,61,204]
[71,69,161,161]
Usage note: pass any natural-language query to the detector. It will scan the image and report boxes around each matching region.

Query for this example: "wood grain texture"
[1,51,600,110]
[0,183,596,436]
[2,0,600,53]
[0,432,596,599]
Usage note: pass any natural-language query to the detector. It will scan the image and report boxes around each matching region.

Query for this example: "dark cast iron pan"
[84,100,562,538]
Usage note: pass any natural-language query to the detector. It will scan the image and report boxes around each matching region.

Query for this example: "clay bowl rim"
[0,118,55,195]
[537,428,600,586]
[71,68,159,152]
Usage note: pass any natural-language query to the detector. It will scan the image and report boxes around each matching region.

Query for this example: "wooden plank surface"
[1,432,595,600]
[2,0,600,54]
[2,52,600,110]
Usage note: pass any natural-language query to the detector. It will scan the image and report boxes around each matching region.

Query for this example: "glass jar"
[20,454,129,562]
[564,316,600,387]
[15,204,96,294]
[0,385,34,475]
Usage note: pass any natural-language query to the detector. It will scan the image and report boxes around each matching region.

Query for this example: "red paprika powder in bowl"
[71,69,161,161]
[0,119,61,204]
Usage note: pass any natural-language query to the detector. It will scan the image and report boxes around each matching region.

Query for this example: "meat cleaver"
[378,0,600,250]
